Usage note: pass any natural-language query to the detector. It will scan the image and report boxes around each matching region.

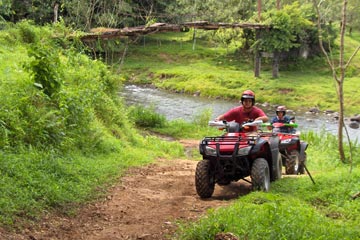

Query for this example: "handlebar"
[208,120,264,129]
[261,122,298,128]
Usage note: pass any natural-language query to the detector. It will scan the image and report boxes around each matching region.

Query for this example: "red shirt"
[222,106,267,131]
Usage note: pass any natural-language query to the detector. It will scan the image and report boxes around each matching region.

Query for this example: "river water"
[120,84,359,142]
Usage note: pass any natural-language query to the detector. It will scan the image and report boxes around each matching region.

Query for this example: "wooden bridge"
[80,21,270,42]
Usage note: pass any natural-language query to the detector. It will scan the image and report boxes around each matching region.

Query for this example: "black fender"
[250,135,280,179]
[268,135,280,155]
[268,135,280,179]
[250,137,267,155]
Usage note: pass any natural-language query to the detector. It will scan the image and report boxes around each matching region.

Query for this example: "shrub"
[127,105,166,128]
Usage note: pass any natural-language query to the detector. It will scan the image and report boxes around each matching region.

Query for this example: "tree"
[166,0,257,23]
[5,0,56,24]
[63,0,135,30]
[313,0,360,163]
[0,0,12,20]
[347,0,360,35]
[253,2,313,78]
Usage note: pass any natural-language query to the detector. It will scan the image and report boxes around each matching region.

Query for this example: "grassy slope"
[0,24,185,227]
[120,30,360,115]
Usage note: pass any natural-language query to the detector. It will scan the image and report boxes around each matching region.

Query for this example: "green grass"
[173,185,360,239]
[120,30,360,115]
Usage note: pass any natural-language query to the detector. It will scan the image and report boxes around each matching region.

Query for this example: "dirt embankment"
[1,140,252,240]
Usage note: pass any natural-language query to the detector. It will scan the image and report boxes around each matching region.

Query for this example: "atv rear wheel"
[251,158,270,192]
[298,152,306,174]
[286,150,300,175]
[195,160,215,198]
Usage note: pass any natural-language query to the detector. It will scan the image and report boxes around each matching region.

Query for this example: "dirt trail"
[2,140,252,240]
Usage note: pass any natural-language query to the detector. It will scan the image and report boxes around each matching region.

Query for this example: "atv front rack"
[199,134,260,158]
[201,135,258,145]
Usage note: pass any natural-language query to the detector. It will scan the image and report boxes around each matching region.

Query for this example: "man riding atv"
[195,90,282,198]
[215,90,269,131]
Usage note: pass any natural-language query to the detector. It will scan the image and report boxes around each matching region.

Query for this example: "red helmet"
[241,90,255,105]
[276,105,287,115]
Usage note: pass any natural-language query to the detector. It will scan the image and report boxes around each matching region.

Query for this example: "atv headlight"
[281,139,292,144]
[205,146,217,156]
[238,146,252,156]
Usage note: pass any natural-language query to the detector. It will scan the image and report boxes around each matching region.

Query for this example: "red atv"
[266,122,308,175]
[195,120,282,199]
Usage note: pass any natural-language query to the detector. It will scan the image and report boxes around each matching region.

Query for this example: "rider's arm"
[255,115,269,123]
[215,114,225,121]
[253,107,269,123]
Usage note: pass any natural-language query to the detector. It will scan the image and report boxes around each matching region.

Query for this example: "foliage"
[253,2,314,52]
[1,0,178,30]
[6,0,55,24]
[27,41,63,97]
[211,28,246,51]
[127,104,219,139]
[0,21,186,227]
[0,0,12,19]
[128,104,166,128]
[0,21,130,151]
[63,0,134,30]
[167,0,257,23]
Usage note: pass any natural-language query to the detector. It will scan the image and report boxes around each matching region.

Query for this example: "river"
[120,84,359,142]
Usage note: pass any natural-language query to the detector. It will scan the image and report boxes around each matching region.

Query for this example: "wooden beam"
[80,21,270,42]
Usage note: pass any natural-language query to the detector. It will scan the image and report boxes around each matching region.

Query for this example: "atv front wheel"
[286,150,300,175]
[195,160,215,198]
[271,152,282,181]
[251,158,270,192]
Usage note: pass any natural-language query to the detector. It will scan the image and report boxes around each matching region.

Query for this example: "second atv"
[266,122,308,175]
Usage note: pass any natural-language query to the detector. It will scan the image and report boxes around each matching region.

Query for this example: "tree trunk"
[254,52,261,77]
[337,0,348,162]
[257,0,262,21]
[254,29,261,77]
[337,81,345,162]
[192,29,196,51]
[272,51,279,78]
[53,3,59,23]
[276,0,280,10]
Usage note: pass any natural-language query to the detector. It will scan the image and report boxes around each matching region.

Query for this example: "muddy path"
[1,140,252,240]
